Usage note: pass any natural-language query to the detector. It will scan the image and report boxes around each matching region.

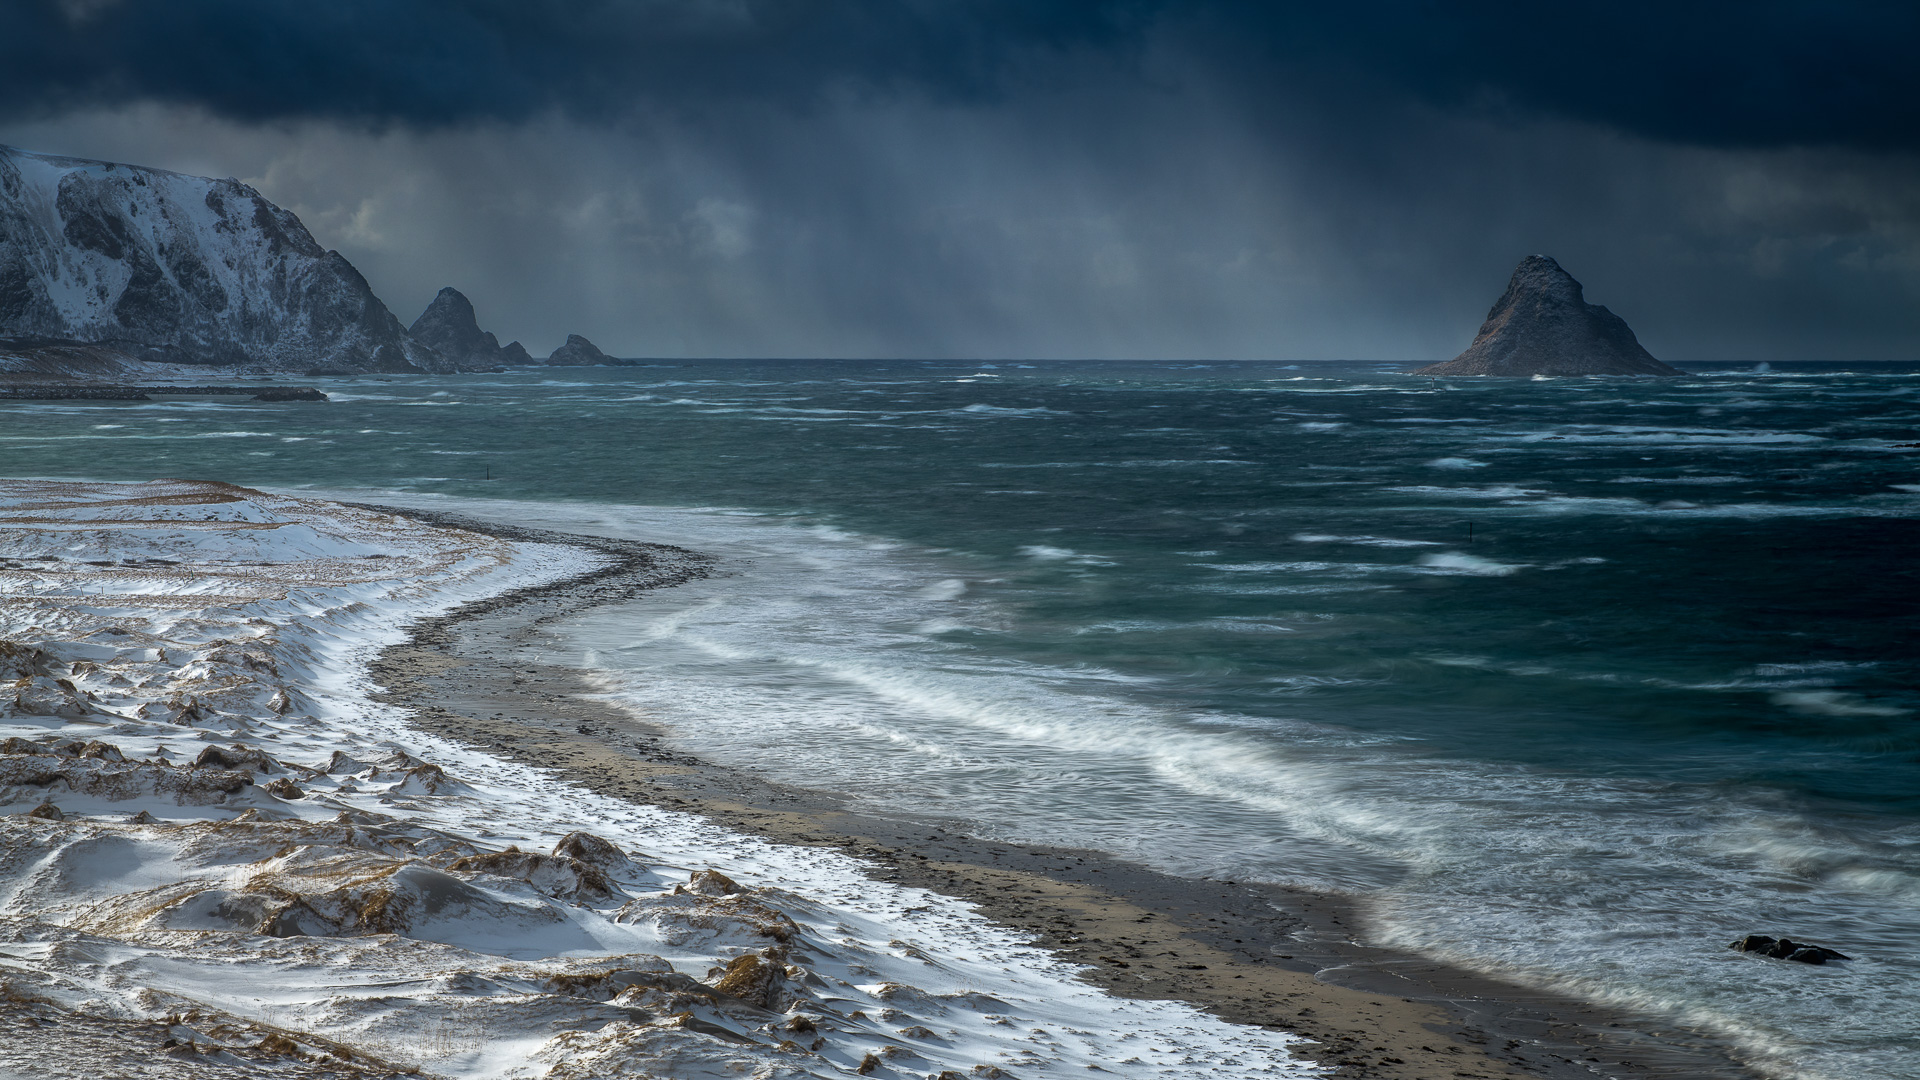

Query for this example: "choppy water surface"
[5,360,1918,1077]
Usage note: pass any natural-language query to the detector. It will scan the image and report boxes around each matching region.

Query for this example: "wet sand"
[361,503,1764,1080]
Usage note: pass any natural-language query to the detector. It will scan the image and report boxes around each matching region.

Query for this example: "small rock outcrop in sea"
[1730,934,1851,965]
[408,287,516,369]
[1414,255,1682,377]
[547,333,612,366]
[499,340,534,365]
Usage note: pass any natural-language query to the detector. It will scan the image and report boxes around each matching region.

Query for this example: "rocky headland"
[0,146,449,375]
[1,145,622,378]
[1416,255,1681,377]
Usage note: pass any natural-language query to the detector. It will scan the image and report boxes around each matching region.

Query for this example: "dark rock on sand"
[1,383,327,401]
[1415,255,1682,377]
[0,384,148,400]
[547,333,611,366]
[193,744,275,773]
[679,868,744,896]
[0,336,149,380]
[251,387,328,402]
[1729,934,1851,964]
[709,949,787,1009]
[553,830,635,875]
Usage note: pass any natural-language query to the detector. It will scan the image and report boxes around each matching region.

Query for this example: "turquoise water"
[5,360,1918,1077]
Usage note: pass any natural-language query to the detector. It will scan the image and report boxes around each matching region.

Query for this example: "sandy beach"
[0,479,1316,1079]
[365,502,1765,1080]
[0,479,1777,1079]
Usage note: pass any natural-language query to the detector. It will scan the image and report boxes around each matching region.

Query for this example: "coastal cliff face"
[1415,255,1681,376]
[0,145,451,373]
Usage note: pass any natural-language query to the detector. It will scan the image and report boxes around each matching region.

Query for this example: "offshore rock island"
[406,286,533,370]
[547,332,613,366]
[1416,255,1682,376]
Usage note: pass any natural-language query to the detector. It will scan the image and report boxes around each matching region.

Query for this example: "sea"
[4,359,1917,1079]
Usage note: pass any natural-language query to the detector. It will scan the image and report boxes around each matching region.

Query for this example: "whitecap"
[1387,484,1554,500]
[1771,691,1910,717]
[957,403,1063,416]
[1498,425,1824,446]
[1753,661,1878,676]
[1608,475,1748,485]
[917,578,968,601]
[1197,560,1371,573]
[1292,533,1442,548]
[1415,552,1527,576]
[1017,544,1114,565]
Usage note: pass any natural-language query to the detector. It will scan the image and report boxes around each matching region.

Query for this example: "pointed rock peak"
[407,285,509,369]
[548,333,611,366]
[409,287,479,338]
[1415,255,1681,377]
[1507,254,1583,301]
[422,286,476,322]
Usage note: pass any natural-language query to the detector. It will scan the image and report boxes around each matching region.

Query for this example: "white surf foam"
[351,494,1920,1080]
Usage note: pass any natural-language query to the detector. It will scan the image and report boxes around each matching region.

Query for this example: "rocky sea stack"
[1415,255,1681,377]
[408,287,528,369]
[547,333,611,366]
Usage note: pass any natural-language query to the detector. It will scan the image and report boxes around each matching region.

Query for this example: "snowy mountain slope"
[0,146,453,373]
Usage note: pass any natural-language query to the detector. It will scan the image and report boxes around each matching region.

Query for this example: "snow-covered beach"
[0,478,1319,1079]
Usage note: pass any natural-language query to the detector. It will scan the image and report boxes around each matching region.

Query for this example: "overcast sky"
[3,1,1917,362]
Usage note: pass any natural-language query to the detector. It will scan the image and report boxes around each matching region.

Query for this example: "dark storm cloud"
[4,2,1917,362]
[3,1,1917,151]
[1194,2,1920,152]
[0,0,1143,125]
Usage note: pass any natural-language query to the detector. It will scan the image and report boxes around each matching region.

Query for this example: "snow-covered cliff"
[0,146,452,373]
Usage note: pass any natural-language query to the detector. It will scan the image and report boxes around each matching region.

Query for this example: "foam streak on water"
[6,359,1920,1079]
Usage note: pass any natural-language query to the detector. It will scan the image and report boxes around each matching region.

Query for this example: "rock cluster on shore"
[1415,255,1681,377]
